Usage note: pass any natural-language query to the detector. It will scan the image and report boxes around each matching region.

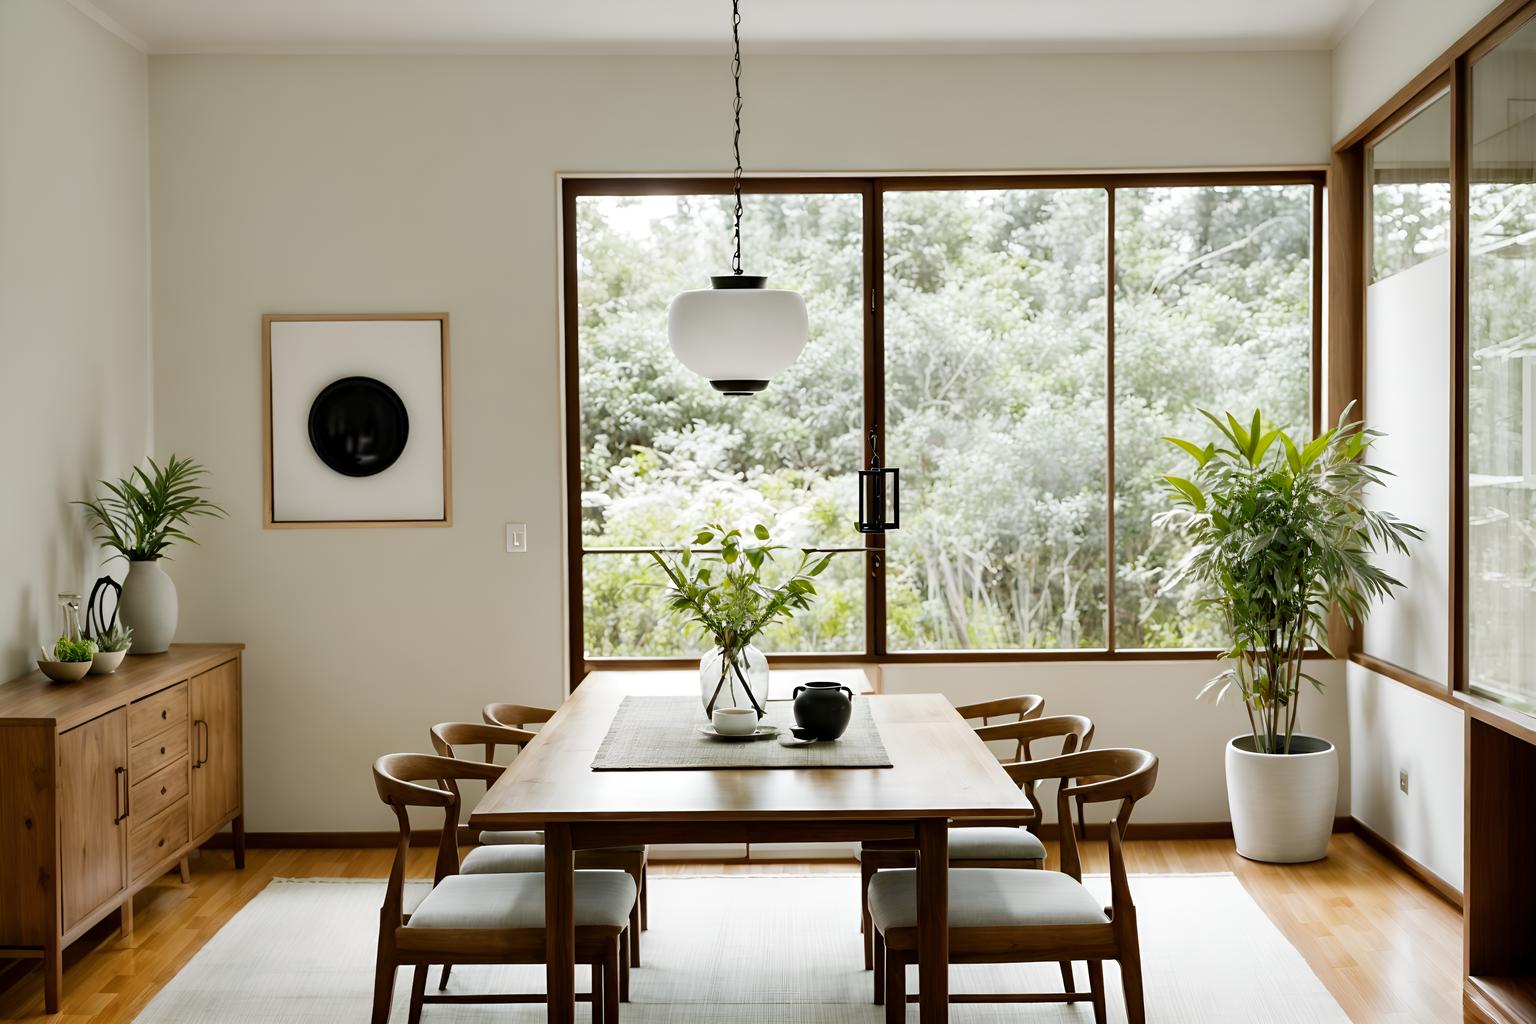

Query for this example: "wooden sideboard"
[0,643,244,1013]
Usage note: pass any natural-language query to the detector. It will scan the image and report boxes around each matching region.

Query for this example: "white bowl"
[711,706,760,736]
[37,660,91,683]
[90,649,128,675]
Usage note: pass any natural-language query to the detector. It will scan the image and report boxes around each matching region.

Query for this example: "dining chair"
[952,693,1047,763]
[483,702,653,944]
[857,714,1094,972]
[867,747,1159,1024]
[371,753,635,1024]
[431,721,649,975]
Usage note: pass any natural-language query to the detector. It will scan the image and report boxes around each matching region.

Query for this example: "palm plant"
[77,455,226,562]
[1157,405,1421,754]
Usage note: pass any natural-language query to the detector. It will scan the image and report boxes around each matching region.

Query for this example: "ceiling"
[79,0,1378,56]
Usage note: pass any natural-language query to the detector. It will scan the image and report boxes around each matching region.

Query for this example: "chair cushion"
[947,826,1047,862]
[479,830,545,845]
[867,868,1109,931]
[407,871,636,930]
[460,844,548,874]
[855,827,1045,863]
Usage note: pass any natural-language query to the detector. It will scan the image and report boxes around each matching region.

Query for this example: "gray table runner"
[591,696,892,771]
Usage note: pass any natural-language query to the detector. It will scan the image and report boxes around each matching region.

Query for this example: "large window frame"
[563,171,1326,677]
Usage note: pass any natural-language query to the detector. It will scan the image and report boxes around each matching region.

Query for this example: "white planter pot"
[119,559,178,654]
[1225,734,1338,864]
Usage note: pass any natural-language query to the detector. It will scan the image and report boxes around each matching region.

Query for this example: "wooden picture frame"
[261,313,452,529]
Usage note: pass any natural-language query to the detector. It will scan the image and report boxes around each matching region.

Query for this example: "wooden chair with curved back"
[370,753,635,1024]
[952,693,1047,763]
[858,713,1094,980]
[483,702,654,946]
[868,748,1159,1024]
[431,721,649,981]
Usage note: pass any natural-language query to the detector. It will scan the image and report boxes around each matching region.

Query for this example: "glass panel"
[1362,95,1452,681]
[883,188,1109,650]
[1369,93,1453,283]
[574,192,866,657]
[1469,22,1536,711]
[1113,185,1314,648]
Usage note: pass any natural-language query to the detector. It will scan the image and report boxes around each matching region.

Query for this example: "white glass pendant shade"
[667,276,809,395]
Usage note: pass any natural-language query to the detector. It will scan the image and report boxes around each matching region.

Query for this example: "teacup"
[712,706,759,736]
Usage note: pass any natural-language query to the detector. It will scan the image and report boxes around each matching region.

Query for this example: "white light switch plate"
[505,523,528,553]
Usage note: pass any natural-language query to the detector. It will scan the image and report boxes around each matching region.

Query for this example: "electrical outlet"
[1399,769,1409,795]
[505,523,528,553]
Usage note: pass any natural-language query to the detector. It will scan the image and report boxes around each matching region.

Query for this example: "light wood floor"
[0,834,1461,1023]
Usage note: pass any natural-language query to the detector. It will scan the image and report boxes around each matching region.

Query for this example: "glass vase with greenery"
[76,455,225,562]
[1157,406,1421,754]
[650,522,833,717]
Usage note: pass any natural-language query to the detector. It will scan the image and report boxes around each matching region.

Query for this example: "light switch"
[505,523,528,553]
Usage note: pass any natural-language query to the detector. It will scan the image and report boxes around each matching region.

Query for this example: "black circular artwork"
[307,376,410,477]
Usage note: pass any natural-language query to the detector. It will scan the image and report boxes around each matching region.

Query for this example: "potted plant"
[38,636,96,683]
[88,622,134,675]
[77,455,225,654]
[649,522,833,718]
[1158,407,1420,863]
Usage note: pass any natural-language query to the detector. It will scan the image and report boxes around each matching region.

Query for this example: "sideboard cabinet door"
[190,661,241,838]
[58,709,128,931]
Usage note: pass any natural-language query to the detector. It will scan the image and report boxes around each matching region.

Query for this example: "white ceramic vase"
[119,559,178,654]
[1225,734,1338,863]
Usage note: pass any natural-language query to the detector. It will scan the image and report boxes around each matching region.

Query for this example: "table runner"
[591,695,892,770]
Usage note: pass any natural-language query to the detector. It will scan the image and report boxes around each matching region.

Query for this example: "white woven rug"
[133,873,1349,1023]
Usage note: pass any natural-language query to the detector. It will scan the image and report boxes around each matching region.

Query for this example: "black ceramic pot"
[791,681,854,740]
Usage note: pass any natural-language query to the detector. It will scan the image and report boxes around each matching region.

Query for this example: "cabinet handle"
[157,837,166,849]
[113,767,126,824]
[160,709,168,721]
[193,719,208,768]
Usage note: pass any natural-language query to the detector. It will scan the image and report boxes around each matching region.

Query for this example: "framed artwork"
[261,313,452,528]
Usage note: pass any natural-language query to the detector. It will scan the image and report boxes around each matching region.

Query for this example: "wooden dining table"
[469,669,1031,1023]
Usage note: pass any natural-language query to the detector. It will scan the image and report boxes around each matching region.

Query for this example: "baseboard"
[202,818,1356,852]
[1351,816,1463,910]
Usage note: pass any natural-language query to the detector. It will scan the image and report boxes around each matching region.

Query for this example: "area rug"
[133,873,1349,1023]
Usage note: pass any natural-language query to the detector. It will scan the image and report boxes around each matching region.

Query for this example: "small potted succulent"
[38,636,97,683]
[89,623,134,675]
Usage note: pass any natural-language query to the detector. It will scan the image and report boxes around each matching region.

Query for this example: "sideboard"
[0,643,244,1013]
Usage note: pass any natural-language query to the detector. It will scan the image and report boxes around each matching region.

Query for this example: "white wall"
[886,660,1350,826]
[0,0,150,679]
[1346,663,1464,888]
[1332,0,1502,141]
[147,51,1334,831]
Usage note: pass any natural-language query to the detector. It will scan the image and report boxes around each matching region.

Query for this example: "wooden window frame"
[562,170,1326,680]
[1337,0,1536,722]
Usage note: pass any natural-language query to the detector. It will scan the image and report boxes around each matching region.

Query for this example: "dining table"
[469,668,1032,1023]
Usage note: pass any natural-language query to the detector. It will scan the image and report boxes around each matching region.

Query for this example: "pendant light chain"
[730,0,744,276]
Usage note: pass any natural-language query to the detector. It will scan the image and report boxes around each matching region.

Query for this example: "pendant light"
[667,0,808,396]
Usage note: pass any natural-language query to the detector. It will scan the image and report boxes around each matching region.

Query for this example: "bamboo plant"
[1157,405,1421,754]
[76,455,225,562]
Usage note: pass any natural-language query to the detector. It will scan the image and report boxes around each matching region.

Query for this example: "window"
[1468,17,1536,710]
[565,175,1321,668]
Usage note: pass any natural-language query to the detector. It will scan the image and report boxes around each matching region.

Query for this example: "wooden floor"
[0,834,1461,1023]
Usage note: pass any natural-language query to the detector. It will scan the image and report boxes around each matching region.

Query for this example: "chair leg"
[438,963,453,991]
[1087,960,1107,1024]
[1058,959,1076,993]
[406,965,427,1024]
[639,862,649,930]
[592,957,605,1024]
[861,859,875,970]
[884,949,906,1024]
[1120,946,1147,1024]
[629,895,642,967]
[872,928,885,1005]
[603,937,621,1024]
[370,948,397,1024]
[619,926,631,1002]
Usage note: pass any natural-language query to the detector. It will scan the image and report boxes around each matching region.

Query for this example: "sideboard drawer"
[128,800,188,881]
[129,721,188,780]
[129,682,188,744]
[130,757,189,822]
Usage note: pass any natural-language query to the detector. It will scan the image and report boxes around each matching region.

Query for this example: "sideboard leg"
[232,814,246,869]
[177,856,191,884]
[43,937,61,1013]
[119,898,134,943]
